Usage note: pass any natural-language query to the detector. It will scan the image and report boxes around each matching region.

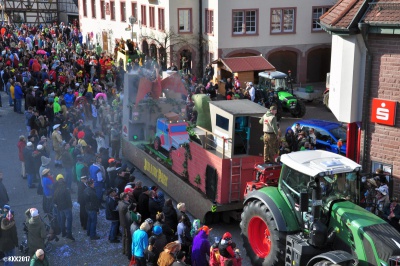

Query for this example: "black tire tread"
[240,200,285,266]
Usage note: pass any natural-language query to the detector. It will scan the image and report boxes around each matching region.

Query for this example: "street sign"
[371,98,397,126]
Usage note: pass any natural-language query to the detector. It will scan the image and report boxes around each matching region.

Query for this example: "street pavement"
[0,92,336,266]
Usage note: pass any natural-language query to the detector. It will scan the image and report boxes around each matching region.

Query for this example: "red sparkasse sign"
[371,98,397,126]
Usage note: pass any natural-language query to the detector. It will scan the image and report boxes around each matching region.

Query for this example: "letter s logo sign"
[376,103,389,121]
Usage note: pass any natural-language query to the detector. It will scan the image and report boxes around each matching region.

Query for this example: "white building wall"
[79,0,199,55]
[329,34,366,123]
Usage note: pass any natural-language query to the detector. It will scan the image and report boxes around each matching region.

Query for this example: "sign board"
[371,98,397,126]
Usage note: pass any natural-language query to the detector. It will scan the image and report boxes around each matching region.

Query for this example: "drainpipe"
[358,22,372,170]
[198,0,204,78]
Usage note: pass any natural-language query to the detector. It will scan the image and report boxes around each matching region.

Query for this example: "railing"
[196,126,232,159]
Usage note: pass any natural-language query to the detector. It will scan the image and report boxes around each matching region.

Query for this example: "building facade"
[79,0,333,82]
[4,0,78,26]
[320,0,400,196]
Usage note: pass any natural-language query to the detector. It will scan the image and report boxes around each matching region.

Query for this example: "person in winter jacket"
[23,142,37,188]
[14,82,24,114]
[218,232,242,266]
[151,225,168,261]
[29,249,49,266]
[259,105,279,163]
[191,226,211,266]
[149,190,163,221]
[51,124,63,167]
[144,236,157,265]
[177,215,192,259]
[105,188,120,243]
[118,192,131,259]
[0,172,10,208]
[132,222,150,266]
[0,210,18,265]
[155,212,175,243]
[53,175,75,241]
[84,179,100,240]
[158,241,181,266]
[137,187,151,221]
[163,199,178,236]
[18,135,27,179]
[60,143,74,190]
[78,175,88,230]
[172,251,189,266]
[25,208,47,257]
[41,169,55,215]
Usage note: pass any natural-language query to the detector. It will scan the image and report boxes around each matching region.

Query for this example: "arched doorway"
[150,44,157,60]
[142,40,149,56]
[180,49,192,74]
[267,51,298,82]
[306,48,331,82]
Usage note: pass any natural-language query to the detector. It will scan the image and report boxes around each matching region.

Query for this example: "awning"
[212,56,275,73]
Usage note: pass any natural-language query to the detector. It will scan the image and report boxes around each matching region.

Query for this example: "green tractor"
[241,150,400,266]
[258,71,306,118]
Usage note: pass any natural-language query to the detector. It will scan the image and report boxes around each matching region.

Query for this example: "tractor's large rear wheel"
[240,200,285,266]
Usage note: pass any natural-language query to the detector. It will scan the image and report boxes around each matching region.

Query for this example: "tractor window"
[170,125,186,133]
[280,165,312,203]
[321,172,359,206]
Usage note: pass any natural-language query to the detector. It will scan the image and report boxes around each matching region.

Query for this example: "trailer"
[121,71,269,222]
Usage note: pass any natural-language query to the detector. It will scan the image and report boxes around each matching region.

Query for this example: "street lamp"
[129,15,136,43]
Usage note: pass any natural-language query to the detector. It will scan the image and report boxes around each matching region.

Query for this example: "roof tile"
[320,0,364,29]
[217,56,275,73]
[363,0,400,25]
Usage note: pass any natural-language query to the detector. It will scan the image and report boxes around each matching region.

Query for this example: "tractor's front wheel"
[290,100,306,118]
[240,200,285,266]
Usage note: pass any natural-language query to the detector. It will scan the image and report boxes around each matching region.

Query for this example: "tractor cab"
[154,112,190,152]
[279,150,361,228]
[258,71,290,92]
[258,71,306,117]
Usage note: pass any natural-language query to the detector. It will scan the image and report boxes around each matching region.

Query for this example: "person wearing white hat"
[23,142,36,189]
[25,208,46,257]
[51,124,63,167]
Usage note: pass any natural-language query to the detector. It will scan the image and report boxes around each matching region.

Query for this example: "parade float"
[121,70,269,223]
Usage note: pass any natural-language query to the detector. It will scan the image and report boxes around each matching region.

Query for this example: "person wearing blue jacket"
[14,82,24,114]
[132,222,150,266]
[64,88,74,108]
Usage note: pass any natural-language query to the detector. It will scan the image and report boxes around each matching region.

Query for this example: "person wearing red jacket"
[218,232,242,266]
[17,135,27,179]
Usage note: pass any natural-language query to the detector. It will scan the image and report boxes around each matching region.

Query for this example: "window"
[232,9,257,35]
[178,8,192,33]
[216,114,229,131]
[120,2,126,22]
[149,6,155,28]
[131,2,137,21]
[141,5,147,26]
[271,8,296,34]
[312,7,330,31]
[83,0,87,17]
[100,0,105,19]
[205,9,214,34]
[158,8,165,31]
[91,0,96,18]
[110,0,115,20]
